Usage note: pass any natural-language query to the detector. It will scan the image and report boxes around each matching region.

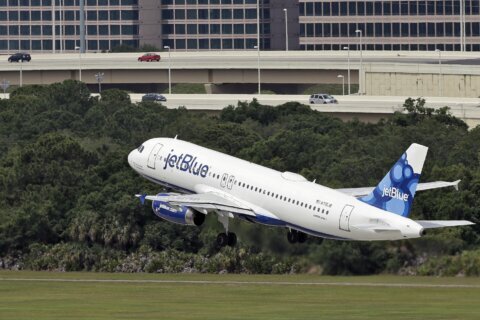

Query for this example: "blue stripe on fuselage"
[141,173,348,240]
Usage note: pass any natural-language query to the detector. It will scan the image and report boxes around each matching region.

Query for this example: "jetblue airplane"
[128,137,473,247]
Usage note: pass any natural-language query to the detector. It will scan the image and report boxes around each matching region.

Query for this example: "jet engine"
[152,193,205,226]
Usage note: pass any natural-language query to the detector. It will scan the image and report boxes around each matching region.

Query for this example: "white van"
[309,93,338,104]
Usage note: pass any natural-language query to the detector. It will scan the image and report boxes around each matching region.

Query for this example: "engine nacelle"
[152,193,205,226]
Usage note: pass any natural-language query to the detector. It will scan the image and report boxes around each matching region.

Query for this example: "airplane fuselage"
[128,138,424,241]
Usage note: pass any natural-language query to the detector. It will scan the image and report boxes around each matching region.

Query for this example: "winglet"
[135,193,147,205]
[453,179,461,191]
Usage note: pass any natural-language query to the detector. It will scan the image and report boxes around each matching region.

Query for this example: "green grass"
[1,271,479,320]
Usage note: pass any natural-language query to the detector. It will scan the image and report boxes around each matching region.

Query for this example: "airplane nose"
[128,150,135,168]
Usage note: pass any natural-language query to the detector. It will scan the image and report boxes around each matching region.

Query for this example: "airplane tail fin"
[359,143,428,217]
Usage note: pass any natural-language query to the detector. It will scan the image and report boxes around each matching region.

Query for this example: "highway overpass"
[1,51,480,97]
[144,94,480,128]
[2,91,478,128]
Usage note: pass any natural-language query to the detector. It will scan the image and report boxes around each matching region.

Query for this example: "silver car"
[309,93,338,104]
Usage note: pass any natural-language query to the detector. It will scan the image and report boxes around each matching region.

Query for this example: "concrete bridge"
[1,51,480,97]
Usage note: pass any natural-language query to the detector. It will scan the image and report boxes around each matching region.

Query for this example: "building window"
[331,2,339,16]
[233,39,244,49]
[87,11,97,20]
[340,2,348,16]
[222,39,232,49]
[211,38,221,49]
[322,2,330,16]
[199,39,208,49]
[187,39,197,50]
[176,39,186,49]
[99,10,108,20]
[187,24,197,34]
[233,9,243,19]
[245,24,256,34]
[349,1,356,15]
[222,24,232,34]
[210,9,220,19]
[186,9,196,19]
[88,25,97,35]
[175,24,185,34]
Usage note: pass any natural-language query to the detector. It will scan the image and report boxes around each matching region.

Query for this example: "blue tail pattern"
[359,144,427,217]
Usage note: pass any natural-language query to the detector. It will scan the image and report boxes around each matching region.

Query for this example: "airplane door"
[339,205,354,232]
[227,175,235,190]
[147,143,163,169]
[221,173,228,188]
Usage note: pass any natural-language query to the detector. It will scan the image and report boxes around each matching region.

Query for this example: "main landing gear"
[216,232,237,247]
[216,211,237,247]
[287,229,307,244]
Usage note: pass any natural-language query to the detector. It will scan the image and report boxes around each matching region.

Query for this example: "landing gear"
[227,232,237,246]
[216,232,237,247]
[287,230,298,243]
[216,232,229,247]
[216,212,237,247]
[287,229,307,244]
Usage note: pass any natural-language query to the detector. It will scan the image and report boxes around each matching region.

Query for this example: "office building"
[1,0,478,53]
[299,0,480,51]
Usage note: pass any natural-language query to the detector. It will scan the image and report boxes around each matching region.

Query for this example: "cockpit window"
[137,145,145,153]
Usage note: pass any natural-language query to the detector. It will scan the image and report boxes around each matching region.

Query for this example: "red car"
[138,53,161,62]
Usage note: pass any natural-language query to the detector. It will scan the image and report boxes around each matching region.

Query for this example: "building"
[0,0,478,53]
[0,0,141,53]
[299,0,480,51]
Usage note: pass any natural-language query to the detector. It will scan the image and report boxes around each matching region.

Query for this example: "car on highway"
[138,53,161,62]
[8,53,31,62]
[142,93,167,102]
[309,93,338,104]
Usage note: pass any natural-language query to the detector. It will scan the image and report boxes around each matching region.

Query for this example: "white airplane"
[128,137,474,247]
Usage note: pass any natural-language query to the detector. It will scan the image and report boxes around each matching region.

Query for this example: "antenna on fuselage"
[174,135,178,139]
[313,179,316,183]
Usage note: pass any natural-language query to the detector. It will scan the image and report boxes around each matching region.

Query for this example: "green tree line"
[0,81,479,275]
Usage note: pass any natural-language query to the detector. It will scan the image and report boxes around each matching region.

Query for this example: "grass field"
[1,271,480,320]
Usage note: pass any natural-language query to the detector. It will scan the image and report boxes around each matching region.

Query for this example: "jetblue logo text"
[382,187,409,201]
[163,150,209,178]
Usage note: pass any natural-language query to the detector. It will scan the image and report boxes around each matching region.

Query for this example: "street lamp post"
[254,45,261,94]
[75,46,82,81]
[343,46,350,95]
[435,49,442,96]
[95,72,104,93]
[337,75,345,96]
[164,45,171,94]
[355,29,363,95]
[256,0,260,94]
[283,8,288,51]
[20,59,23,87]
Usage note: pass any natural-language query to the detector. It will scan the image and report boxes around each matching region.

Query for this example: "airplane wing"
[415,220,475,229]
[139,192,256,217]
[337,180,460,198]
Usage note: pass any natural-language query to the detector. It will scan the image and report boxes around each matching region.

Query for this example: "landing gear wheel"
[216,232,228,247]
[227,233,237,247]
[287,230,298,244]
[298,232,307,243]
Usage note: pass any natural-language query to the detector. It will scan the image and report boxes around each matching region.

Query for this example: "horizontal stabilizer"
[416,180,461,192]
[337,180,461,198]
[415,220,475,229]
